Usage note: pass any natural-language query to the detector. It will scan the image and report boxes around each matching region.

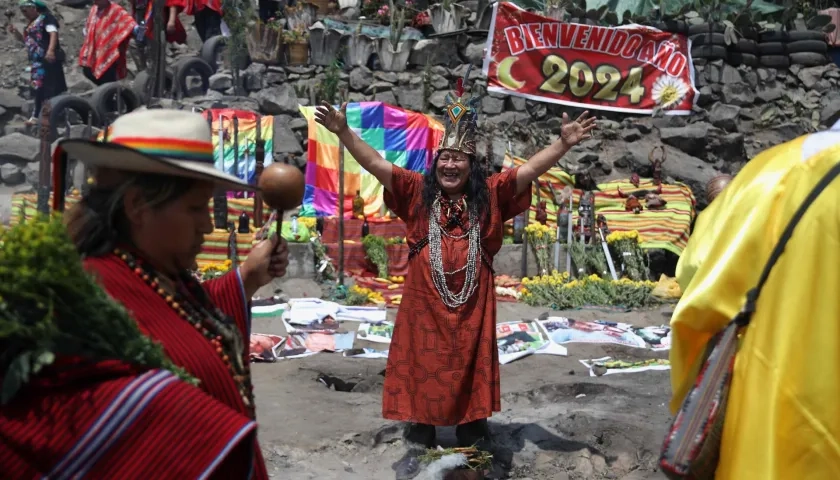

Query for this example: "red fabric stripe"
[83,254,268,479]
[0,361,255,479]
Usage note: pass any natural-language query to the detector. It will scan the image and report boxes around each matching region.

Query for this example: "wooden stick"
[337,143,346,286]
[254,114,265,227]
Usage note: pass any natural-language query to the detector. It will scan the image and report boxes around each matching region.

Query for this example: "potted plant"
[286,2,317,31]
[343,21,377,67]
[309,21,346,65]
[376,2,391,25]
[247,17,285,65]
[543,0,570,21]
[377,0,414,72]
[428,0,469,34]
[284,26,311,65]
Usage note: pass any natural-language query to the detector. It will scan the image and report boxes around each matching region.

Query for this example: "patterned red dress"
[0,253,267,479]
[382,165,530,426]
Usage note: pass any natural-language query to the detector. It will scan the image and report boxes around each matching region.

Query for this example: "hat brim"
[57,138,256,192]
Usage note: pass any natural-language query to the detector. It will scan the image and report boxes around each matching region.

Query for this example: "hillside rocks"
[1,0,840,213]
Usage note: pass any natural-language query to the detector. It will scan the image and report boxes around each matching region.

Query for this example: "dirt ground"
[252,279,673,480]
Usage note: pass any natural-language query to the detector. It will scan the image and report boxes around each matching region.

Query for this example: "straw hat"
[54,109,254,191]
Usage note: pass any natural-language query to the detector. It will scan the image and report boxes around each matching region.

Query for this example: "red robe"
[0,253,268,479]
[382,165,531,426]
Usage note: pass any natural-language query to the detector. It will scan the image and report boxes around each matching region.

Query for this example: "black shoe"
[393,448,424,480]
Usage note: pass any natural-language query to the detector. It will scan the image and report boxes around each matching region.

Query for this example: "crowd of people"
[6,0,223,124]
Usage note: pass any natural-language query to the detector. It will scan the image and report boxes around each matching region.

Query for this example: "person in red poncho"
[78,0,137,85]
[130,0,188,45]
[0,108,289,479]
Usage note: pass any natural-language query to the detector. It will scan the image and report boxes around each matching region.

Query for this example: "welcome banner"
[482,2,698,114]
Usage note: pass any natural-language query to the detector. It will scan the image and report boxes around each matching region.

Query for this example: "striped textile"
[9,193,271,228]
[0,361,257,479]
[78,3,136,79]
[319,217,408,243]
[502,153,696,255]
[84,254,268,478]
[198,230,256,268]
[299,102,444,218]
[203,109,275,191]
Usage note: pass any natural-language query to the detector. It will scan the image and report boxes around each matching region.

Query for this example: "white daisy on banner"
[651,76,690,109]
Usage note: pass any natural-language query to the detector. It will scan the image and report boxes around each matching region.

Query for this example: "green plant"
[221,0,256,94]
[362,234,389,278]
[388,0,407,50]
[282,25,310,44]
[0,215,197,404]
[318,59,343,105]
[421,59,432,112]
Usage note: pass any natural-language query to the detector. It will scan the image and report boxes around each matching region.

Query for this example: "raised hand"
[560,110,597,147]
[314,101,348,135]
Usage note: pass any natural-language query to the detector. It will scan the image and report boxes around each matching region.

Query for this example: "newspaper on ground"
[579,356,671,377]
[632,325,672,351]
[282,316,341,334]
[537,317,649,349]
[496,320,561,365]
[251,302,287,319]
[284,298,387,325]
[249,333,285,361]
[357,322,395,344]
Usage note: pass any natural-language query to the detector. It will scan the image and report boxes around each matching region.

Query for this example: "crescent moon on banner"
[497,56,525,90]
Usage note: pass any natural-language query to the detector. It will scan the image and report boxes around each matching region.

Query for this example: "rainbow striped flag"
[503,153,696,255]
[298,102,444,218]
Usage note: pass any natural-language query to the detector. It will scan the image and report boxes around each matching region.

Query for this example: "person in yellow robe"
[669,124,840,479]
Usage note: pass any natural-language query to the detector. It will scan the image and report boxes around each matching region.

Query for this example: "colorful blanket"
[298,102,444,218]
[203,109,274,196]
[503,153,696,255]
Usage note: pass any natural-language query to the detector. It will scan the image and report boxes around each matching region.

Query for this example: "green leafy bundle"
[362,234,389,278]
[0,215,197,404]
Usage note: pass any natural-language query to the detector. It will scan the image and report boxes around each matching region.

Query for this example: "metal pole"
[254,114,265,228]
[520,180,535,278]
[565,194,572,275]
[337,143,345,286]
[232,115,240,194]
[36,100,53,214]
[213,114,229,229]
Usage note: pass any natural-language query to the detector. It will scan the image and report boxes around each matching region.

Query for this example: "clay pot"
[705,174,733,204]
[258,163,306,211]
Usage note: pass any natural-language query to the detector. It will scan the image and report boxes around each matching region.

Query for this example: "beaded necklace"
[428,192,481,308]
[114,248,255,418]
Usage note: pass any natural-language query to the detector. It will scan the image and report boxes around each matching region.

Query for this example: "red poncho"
[0,254,269,479]
[78,2,137,80]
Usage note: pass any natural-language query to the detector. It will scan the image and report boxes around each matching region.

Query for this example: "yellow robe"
[670,132,840,479]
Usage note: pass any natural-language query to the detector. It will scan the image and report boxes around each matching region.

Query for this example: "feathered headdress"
[439,65,482,156]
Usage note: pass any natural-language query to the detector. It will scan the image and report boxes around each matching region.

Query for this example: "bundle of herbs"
[0,215,196,404]
[362,234,389,278]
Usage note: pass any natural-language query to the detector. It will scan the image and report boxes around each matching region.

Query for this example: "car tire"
[89,81,141,123]
[786,40,829,54]
[759,54,790,69]
[172,56,214,99]
[47,94,100,139]
[789,52,828,67]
